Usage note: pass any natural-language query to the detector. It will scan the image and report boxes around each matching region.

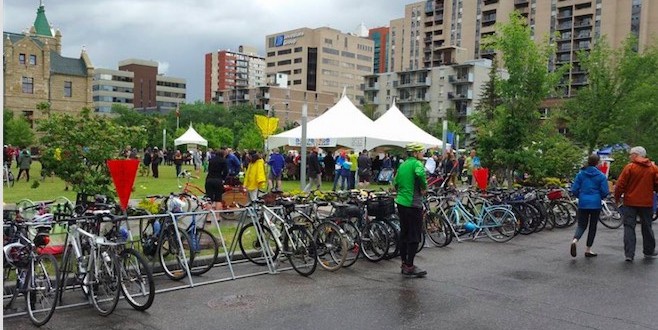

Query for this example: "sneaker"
[570,242,577,258]
[402,265,427,277]
[584,252,597,258]
[644,251,658,258]
[625,256,634,262]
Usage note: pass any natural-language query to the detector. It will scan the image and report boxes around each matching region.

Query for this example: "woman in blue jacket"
[570,154,609,258]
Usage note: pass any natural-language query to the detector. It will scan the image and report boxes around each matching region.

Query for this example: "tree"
[195,124,234,149]
[237,125,264,151]
[3,111,35,147]
[37,108,145,197]
[477,12,567,187]
[474,57,501,122]
[361,103,379,120]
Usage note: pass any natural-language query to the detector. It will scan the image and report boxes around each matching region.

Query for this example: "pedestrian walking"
[304,147,322,192]
[614,146,658,262]
[570,154,609,258]
[267,148,285,192]
[17,149,32,182]
[151,147,162,178]
[394,143,428,277]
[173,150,184,177]
[205,149,228,211]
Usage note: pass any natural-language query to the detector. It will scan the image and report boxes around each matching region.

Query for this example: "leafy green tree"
[474,58,501,123]
[3,111,35,147]
[37,108,145,197]
[195,124,234,149]
[237,125,264,151]
[477,12,567,187]
[362,103,379,120]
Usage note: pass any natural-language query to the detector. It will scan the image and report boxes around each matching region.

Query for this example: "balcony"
[572,78,588,85]
[482,14,497,24]
[447,92,455,100]
[364,82,380,91]
[557,44,572,53]
[514,0,529,5]
[574,32,591,40]
[558,11,572,19]
[574,20,591,28]
[558,22,573,30]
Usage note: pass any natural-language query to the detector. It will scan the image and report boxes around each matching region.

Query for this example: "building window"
[293,80,302,85]
[64,81,72,97]
[29,55,37,65]
[19,53,26,64]
[22,77,34,94]
[294,47,303,52]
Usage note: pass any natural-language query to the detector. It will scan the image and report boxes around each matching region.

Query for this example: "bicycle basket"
[262,193,278,206]
[547,190,563,201]
[367,196,396,218]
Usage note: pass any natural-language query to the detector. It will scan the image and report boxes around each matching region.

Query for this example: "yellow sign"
[255,115,279,138]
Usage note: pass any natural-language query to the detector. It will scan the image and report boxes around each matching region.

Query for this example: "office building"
[93,59,186,113]
[369,26,390,74]
[204,45,266,103]
[3,2,94,126]
[364,59,501,144]
[264,27,375,104]
[390,0,657,97]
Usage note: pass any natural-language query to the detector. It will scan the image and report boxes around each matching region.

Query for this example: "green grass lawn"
[3,162,388,204]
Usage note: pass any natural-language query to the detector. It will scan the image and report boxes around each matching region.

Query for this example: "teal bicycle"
[440,190,518,243]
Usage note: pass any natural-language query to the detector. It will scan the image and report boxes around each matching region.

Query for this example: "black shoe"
[625,256,634,262]
[644,251,658,258]
[570,242,577,258]
[585,252,597,258]
[402,265,427,277]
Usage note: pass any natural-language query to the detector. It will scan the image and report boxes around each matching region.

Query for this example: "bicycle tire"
[119,248,155,311]
[16,199,36,220]
[550,202,571,228]
[483,208,517,243]
[313,221,348,271]
[426,211,452,247]
[599,200,622,229]
[238,222,280,266]
[89,248,121,316]
[158,226,194,281]
[26,254,59,326]
[563,201,579,227]
[380,218,400,260]
[186,228,219,276]
[60,244,91,300]
[336,220,360,268]
[417,230,426,253]
[360,221,389,262]
[285,225,317,277]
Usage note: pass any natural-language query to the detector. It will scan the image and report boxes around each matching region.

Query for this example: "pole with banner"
[300,104,308,190]
[442,120,448,155]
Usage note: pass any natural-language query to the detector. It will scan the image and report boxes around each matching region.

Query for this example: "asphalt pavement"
[4,224,658,330]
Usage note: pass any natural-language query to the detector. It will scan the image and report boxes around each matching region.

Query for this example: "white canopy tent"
[367,102,443,150]
[174,124,208,147]
[267,93,377,150]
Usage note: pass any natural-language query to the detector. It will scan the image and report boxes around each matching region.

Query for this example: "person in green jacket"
[394,142,428,277]
[348,150,359,189]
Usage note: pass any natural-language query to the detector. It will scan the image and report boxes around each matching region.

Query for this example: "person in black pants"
[151,147,162,178]
[205,148,228,210]
[570,154,609,258]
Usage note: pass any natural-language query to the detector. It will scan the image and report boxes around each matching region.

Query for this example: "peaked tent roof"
[367,102,443,150]
[174,124,208,146]
[267,93,376,150]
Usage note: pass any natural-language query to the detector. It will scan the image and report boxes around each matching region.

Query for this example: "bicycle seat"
[314,201,329,207]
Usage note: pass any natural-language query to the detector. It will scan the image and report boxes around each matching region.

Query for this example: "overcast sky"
[3,0,413,102]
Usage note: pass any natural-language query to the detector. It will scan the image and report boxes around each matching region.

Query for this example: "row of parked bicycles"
[3,183,633,327]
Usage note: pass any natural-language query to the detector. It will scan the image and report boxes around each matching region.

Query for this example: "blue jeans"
[332,170,340,191]
[573,209,600,247]
[622,206,656,258]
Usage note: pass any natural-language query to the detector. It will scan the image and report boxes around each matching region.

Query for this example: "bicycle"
[442,189,518,243]
[3,162,15,187]
[3,212,60,326]
[57,214,122,316]
[237,194,318,276]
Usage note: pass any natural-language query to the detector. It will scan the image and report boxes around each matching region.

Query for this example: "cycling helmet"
[405,142,424,153]
[167,196,188,213]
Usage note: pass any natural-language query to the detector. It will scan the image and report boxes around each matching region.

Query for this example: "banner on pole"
[255,115,279,138]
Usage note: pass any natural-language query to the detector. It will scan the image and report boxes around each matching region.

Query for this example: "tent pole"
[300,104,308,190]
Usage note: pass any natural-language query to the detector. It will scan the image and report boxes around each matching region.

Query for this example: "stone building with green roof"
[3,1,94,127]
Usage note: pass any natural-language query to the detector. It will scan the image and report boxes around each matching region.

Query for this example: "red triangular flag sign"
[473,168,489,191]
[107,159,140,211]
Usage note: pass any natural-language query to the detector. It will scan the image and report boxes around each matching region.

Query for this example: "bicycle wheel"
[360,221,389,262]
[16,198,35,219]
[336,220,360,268]
[60,244,91,299]
[550,202,571,228]
[89,248,121,316]
[417,230,426,253]
[313,221,347,271]
[599,200,622,229]
[285,225,317,277]
[158,226,194,281]
[483,208,517,243]
[119,248,155,311]
[26,254,59,326]
[186,228,219,276]
[238,222,280,266]
[426,211,452,247]
[380,218,400,260]
[563,201,579,227]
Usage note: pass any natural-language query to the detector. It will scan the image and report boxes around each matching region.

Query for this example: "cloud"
[3,0,410,102]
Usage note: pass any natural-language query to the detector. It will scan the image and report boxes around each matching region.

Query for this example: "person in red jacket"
[614,146,658,261]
